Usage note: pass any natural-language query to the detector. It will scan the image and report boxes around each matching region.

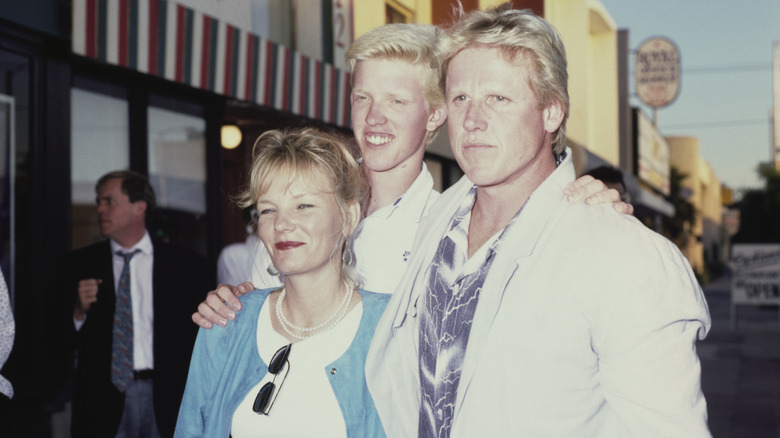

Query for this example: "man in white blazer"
[366,5,712,438]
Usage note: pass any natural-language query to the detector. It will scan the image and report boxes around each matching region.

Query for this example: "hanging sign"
[635,37,681,108]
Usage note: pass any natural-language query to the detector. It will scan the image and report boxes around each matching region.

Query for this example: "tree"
[732,166,780,244]
[662,166,696,250]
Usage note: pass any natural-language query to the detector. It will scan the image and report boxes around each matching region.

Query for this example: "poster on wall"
[331,0,353,71]
[0,95,14,308]
[636,109,671,196]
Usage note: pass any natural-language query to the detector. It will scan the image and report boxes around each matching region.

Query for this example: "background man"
[366,5,711,437]
[59,170,213,437]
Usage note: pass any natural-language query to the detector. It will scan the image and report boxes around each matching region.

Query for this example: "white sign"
[636,37,681,108]
[732,244,780,305]
[331,0,353,70]
[636,109,670,195]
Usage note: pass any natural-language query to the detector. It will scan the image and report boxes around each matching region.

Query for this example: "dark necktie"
[111,249,141,392]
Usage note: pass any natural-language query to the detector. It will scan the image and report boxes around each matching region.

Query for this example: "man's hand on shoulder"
[564,175,633,215]
[191,281,255,329]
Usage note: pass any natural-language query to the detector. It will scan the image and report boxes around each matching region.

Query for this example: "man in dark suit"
[60,170,213,437]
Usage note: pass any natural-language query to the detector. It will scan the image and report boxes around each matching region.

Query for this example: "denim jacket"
[175,288,389,438]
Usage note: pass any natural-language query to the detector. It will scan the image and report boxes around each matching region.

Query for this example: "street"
[699,273,780,437]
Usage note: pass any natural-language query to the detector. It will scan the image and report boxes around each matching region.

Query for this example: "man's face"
[96,178,145,241]
[445,47,564,190]
[351,58,443,175]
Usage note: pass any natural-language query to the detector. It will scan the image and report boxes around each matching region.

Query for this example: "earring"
[267,263,279,276]
[342,238,355,268]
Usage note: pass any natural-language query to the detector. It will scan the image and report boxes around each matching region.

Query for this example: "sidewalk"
[698,273,780,437]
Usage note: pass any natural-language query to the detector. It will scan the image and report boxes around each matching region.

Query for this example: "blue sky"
[598,0,780,197]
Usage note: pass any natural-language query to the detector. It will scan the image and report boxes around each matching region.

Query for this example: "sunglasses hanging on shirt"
[253,343,292,415]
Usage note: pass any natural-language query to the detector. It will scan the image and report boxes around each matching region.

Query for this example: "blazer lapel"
[391,177,475,331]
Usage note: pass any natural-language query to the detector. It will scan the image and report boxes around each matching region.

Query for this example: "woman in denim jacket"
[175,128,387,437]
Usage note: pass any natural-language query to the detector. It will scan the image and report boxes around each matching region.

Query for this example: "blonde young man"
[192,24,624,328]
[366,5,711,438]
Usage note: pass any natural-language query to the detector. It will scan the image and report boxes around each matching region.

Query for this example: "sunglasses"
[253,343,292,415]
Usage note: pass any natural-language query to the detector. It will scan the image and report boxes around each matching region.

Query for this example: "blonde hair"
[346,23,445,143]
[439,3,569,154]
[238,128,369,286]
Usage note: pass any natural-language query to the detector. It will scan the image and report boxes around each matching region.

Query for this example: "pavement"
[698,273,780,437]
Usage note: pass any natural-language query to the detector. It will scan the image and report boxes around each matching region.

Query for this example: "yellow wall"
[354,0,433,39]
[353,2,386,39]
[701,161,723,263]
[545,0,619,166]
[668,136,702,269]
[668,136,723,271]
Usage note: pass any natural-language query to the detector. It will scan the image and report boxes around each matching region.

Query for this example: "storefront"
[0,0,357,422]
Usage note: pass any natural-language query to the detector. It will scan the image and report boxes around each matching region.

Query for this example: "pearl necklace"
[276,280,353,340]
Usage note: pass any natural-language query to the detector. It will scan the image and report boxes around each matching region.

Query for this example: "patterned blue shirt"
[417,186,522,438]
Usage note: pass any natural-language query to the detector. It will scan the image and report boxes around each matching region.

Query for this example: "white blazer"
[367,150,712,438]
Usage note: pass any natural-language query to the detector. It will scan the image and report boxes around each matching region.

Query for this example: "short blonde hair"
[238,128,369,285]
[439,3,569,154]
[346,23,445,143]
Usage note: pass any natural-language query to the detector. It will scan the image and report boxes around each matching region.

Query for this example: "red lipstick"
[275,241,304,250]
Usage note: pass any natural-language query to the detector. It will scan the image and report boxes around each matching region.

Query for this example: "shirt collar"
[111,230,153,256]
[369,162,435,221]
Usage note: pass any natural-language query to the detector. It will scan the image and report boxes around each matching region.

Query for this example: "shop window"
[70,81,129,250]
[147,106,206,215]
[0,95,14,301]
[0,45,32,296]
[147,94,208,256]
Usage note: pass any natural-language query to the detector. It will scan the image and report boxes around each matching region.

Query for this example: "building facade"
[0,0,729,434]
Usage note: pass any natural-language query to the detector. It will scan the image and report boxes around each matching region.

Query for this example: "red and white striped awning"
[72,0,352,128]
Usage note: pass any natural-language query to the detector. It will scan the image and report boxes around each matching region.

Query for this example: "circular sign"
[635,37,681,108]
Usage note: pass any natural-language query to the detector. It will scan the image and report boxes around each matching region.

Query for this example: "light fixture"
[221,125,242,149]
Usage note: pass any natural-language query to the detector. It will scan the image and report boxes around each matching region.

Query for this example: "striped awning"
[72,0,352,128]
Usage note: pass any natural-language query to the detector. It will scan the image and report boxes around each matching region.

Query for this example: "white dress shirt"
[73,232,156,371]
[217,234,260,285]
[110,232,155,371]
[250,163,440,295]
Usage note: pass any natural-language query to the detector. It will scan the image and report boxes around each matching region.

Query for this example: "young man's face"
[445,46,564,190]
[350,58,444,176]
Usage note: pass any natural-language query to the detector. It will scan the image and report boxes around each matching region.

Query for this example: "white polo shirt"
[250,163,439,295]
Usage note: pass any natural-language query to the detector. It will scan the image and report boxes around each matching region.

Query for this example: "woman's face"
[256,170,358,280]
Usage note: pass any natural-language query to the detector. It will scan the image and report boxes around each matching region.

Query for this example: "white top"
[230,298,364,437]
[110,232,155,370]
[217,234,260,285]
[250,163,439,295]
[367,150,712,437]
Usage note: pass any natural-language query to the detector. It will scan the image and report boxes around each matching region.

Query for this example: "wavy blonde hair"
[438,3,569,154]
[237,128,369,286]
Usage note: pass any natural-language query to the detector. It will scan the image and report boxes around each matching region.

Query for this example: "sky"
[598,0,780,197]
